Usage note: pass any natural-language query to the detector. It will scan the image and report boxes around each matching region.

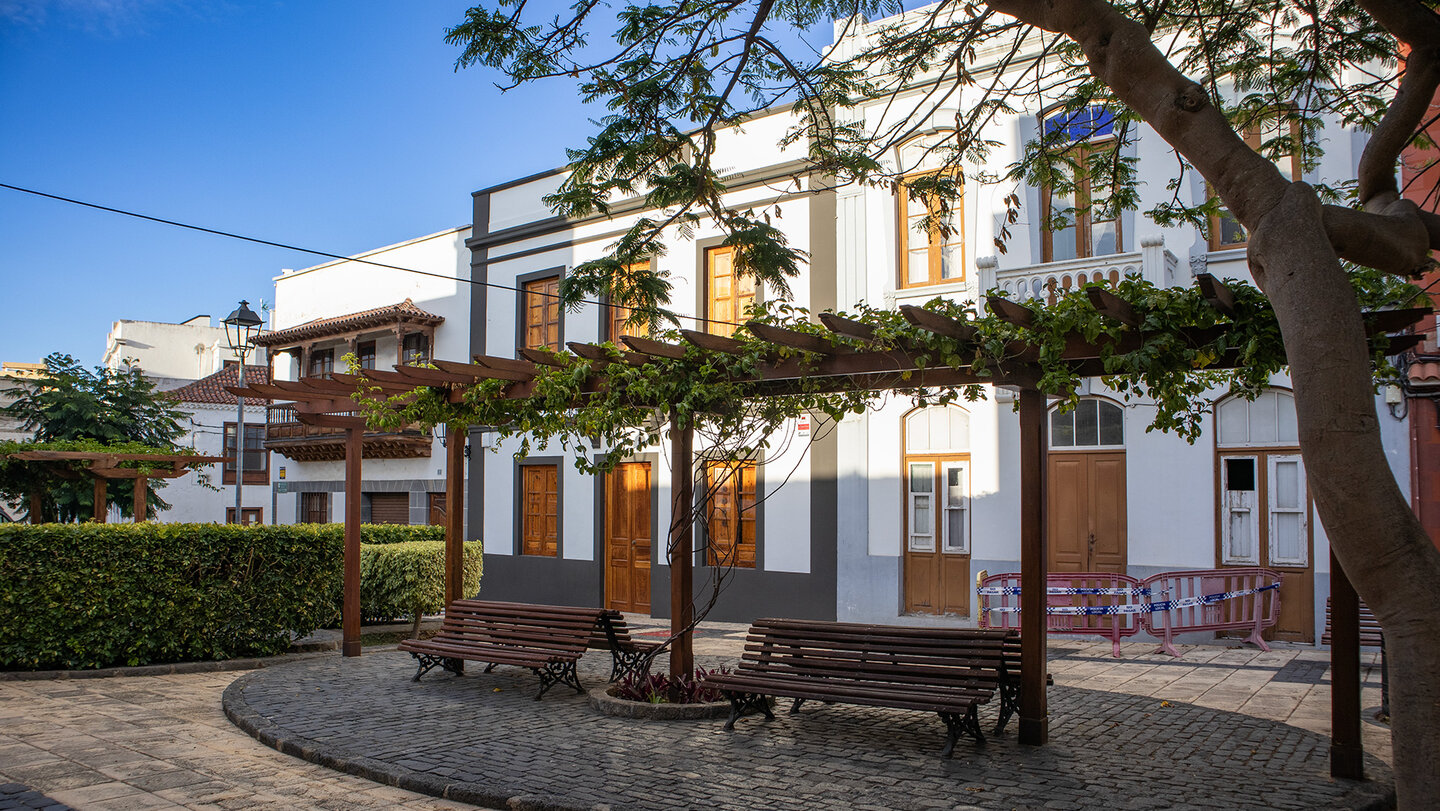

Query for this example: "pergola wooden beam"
[518,347,570,367]
[1086,287,1141,328]
[900,304,976,341]
[568,341,648,367]
[818,312,879,342]
[987,295,1036,328]
[620,335,688,360]
[433,359,533,383]
[746,321,859,355]
[1196,273,1238,316]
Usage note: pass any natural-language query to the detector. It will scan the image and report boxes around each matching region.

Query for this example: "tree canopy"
[1,353,191,521]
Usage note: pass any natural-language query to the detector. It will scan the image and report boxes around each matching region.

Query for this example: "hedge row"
[0,523,479,671]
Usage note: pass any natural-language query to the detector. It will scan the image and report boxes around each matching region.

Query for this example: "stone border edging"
[0,650,333,682]
[222,669,583,811]
[587,685,732,719]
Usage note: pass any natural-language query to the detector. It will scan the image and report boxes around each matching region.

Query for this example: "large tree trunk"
[1249,183,1440,808]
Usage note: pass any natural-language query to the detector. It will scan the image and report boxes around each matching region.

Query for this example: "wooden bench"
[1322,597,1388,718]
[398,599,655,698]
[702,619,1010,757]
[588,612,664,682]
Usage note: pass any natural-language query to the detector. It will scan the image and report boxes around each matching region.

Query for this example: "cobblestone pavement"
[0,783,72,810]
[0,619,1393,810]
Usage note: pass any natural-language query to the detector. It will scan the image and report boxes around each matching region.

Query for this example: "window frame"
[222,421,270,485]
[701,459,759,569]
[1048,398,1126,451]
[225,507,263,525]
[703,245,756,338]
[896,170,966,288]
[356,340,377,370]
[401,333,430,365]
[299,491,331,524]
[307,347,334,378]
[606,261,653,344]
[1038,106,1124,263]
[517,269,564,353]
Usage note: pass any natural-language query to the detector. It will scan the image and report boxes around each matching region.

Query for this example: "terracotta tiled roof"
[1410,360,1440,392]
[253,298,444,347]
[167,365,270,405]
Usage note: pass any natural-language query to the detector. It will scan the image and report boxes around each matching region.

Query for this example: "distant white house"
[103,315,266,388]
[162,365,273,524]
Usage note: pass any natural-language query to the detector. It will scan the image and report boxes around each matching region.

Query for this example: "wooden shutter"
[706,247,754,337]
[706,462,756,568]
[522,464,559,556]
[608,263,650,342]
[369,493,409,525]
[300,492,330,524]
[523,277,561,350]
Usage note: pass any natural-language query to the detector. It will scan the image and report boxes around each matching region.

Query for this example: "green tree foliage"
[1,353,189,521]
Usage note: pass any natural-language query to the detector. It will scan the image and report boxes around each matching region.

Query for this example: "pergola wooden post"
[93,478,107,523]
[1017,387,1049,745]
[29,491,42,524]
[1329,550,1364,778]
[223,278,1422,767]
[668,410,695,677]
[132,475,148,523]
[444,423,466,604]
[343,425,363,657]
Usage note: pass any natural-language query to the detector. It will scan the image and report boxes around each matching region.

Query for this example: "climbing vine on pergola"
[229,270,1422,752]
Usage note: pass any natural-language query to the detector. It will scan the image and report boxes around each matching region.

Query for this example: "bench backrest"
[741,618,1008,692]
[437,599,604,653]
[1321,597,1384,647]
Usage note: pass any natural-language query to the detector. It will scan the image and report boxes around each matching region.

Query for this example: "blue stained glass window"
[1043,106,1115,142]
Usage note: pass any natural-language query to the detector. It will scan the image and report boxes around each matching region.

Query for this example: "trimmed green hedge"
[0,523,481,670]
[360,540,482,623]
[358,524,443,545]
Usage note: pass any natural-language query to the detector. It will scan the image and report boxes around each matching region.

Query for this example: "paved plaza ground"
[0,618,1393,810]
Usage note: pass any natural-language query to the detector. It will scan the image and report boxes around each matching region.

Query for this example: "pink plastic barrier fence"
[1138,568,1282,657]
[978,571,1145,657]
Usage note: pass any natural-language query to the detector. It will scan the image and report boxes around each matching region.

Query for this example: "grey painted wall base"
[477,554,601,606]
[649,565,836,623]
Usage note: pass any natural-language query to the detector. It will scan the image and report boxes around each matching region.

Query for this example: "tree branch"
[1354,0,1440,206]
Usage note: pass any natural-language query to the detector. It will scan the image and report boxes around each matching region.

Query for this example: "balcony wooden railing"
[264,403,432,461]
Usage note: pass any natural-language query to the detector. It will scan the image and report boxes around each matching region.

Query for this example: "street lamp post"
[222,300,263,524]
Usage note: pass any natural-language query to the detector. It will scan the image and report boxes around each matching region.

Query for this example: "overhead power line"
[0,181,736,329]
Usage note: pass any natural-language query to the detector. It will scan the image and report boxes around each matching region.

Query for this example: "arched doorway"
[1047,397,1128,573]
[902,404,972,615]
[1215,389,1313,642]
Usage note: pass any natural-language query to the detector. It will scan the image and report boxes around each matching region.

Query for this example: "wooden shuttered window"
[523,276,562,351]
[369,492,409,525]
[522,464,559,556]
[300,492,330,524]
[705,246,755,337]
[898,174,965,288]
[705,461,756,568]
[607,263,651,343]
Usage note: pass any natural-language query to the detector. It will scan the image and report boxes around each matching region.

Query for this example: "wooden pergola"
[229,274,1420,775]
[4,449,228,523]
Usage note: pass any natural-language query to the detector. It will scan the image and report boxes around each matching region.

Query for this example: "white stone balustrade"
[977,235,1182,303]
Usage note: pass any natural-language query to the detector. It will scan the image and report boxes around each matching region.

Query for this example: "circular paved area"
[224,650,1392,810]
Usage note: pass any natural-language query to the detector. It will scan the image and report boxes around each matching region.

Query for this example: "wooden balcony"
[264,404,433,462]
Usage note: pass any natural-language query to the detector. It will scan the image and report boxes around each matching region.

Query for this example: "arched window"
[1049,398,1124,449]
[897,132,964,288]
[1216,389,1298,447]
[902,405,972,616]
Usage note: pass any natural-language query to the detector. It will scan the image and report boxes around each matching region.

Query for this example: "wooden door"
[1218,452,1313,642]
[428,493,445,526]
[605,462,652,613]
[903,459,971,616]
[1047,451,1127,573]
[522,465,559,556]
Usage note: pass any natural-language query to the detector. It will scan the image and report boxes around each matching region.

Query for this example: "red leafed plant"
[612,666,729,704]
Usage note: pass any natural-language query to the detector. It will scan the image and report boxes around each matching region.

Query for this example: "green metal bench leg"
[533,660,583,700]
[938,708,985,758]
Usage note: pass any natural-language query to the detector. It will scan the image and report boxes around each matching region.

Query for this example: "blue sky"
[0,1,597,367]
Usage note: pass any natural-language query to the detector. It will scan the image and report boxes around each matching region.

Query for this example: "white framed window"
[1267,454,1308,566]
[1216,389,1298,448]
[907,461,935,552]
[1220,455,1260,565]
[941,461,970,554]
[904,405,971,454]
[1050,398,1124,449]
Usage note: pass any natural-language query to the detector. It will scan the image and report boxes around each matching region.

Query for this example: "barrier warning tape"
[979,583,1279,616]
[977,586,1152,597]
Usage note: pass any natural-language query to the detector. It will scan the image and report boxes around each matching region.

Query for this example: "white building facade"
[258,226,472,529]
[453,6,1413,645]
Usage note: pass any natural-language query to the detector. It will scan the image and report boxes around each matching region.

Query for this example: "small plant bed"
[589,667,739,720]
